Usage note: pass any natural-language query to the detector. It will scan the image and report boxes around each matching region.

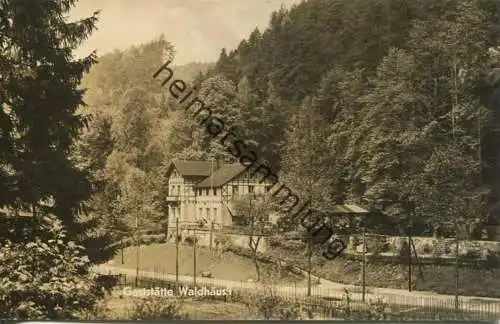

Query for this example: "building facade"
[165,160,274,228]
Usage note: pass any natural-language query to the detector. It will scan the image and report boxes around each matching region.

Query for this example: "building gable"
[166,160,213,179]
[230,167,276,186]
[194,163,246,188]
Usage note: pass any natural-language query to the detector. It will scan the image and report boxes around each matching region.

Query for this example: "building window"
[213,188,217,196]
[177,185,181,196]
[171,186,175,195]
[213,208,217,221]
[206,208,210,219]
[248,185,254,194]
[232,185,239,195]
[205,188,209,196]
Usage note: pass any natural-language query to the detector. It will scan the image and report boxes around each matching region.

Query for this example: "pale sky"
[70,0,301,65]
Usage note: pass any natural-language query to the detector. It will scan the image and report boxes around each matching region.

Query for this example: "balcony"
[166,195,181,202]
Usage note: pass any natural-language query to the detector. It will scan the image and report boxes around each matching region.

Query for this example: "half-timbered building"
[165,159,274,228]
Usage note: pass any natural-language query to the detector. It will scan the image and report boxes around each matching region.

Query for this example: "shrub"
[214,233,231,250]
[120,237,133,249]
[370,237,390,255]
[267,235,281,247]
[351,235,362,248]
[485,250,500,267]
[242,286,306,319]
[184,235,198,246]
[444,243,452,254]
[336,289,391,320]
[146,234,166,244]
[398,239,411,259]
[431,240,443,257]
[349,298,391,320]
[282,231,302,240]
[129,297,188,320]
[228,289,246,303]
[156,234,167,244]
[0,214,105,320]
[95,275,120,294]
[460,249,481,260]
[281,239,306,250]
[312,254,327,267]
[81,300,112,320]
[276,302,305,320]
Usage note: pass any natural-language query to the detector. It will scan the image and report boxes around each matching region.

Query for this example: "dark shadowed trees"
[0,0,118,262]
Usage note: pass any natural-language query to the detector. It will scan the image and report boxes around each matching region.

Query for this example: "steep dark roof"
[167,160,214,177]
[194,163,246,188]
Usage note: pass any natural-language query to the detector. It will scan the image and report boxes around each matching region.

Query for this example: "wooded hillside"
[81,0,500,240]
[201,0,500,238]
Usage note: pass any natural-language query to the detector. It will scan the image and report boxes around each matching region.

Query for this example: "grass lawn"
[110,243,306,285]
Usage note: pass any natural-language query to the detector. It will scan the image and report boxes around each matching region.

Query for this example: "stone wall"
[176,228,268,253]
[347,234,500,259]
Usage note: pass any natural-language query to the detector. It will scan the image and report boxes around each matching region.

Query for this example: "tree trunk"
[251,236,262,281]
[433,225,440,238]
[254,251,260,282]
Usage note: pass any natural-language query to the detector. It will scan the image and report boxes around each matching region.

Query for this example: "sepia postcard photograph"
[1,0,500,321]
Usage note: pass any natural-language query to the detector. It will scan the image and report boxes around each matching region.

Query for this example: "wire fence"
[100,267,500,321]
[110,222,500,310]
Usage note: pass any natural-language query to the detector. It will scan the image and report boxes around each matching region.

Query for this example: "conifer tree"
[0,0,114,262]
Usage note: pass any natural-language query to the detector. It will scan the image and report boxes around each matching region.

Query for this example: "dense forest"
[80,0,500,241]
[77,38,214,251]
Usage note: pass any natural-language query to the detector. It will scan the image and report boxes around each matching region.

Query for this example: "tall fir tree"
[0,0,116,262]
[236,76,265,156]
